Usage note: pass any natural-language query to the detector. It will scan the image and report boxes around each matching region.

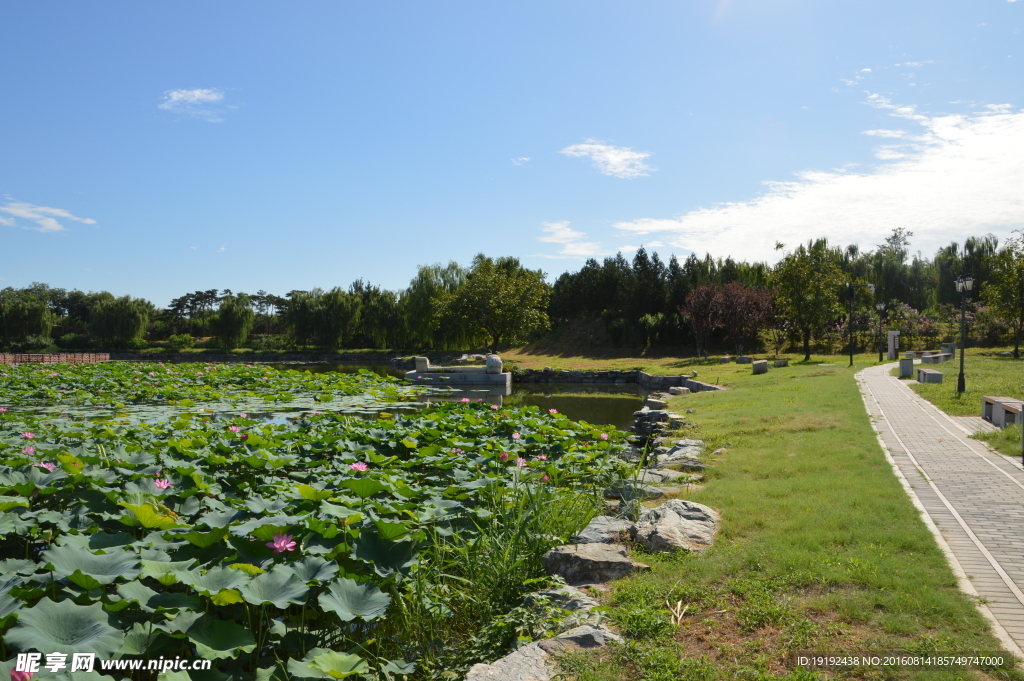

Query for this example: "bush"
[167,333,195,350]
[55,332,91,350]
[11,335,52,352]
[122,337,149,350]
[249,334,293,352]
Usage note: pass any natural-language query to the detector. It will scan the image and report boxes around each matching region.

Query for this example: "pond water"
[269,363,647,430]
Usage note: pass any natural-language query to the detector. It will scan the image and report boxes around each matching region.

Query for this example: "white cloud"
[895,60,933,68]
[860,68,872,73]
[218,245,227,252]
[0,201,96,233]
[559,139,654,178]
[863,129,908,138]
[535,221,606,259]
[612,95,1024,264]
[511,157,530,165]
[159,88,230,122]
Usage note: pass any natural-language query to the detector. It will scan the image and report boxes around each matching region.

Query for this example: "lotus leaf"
[42,545,140,585]
[318,578,391,622]
[238,566,309,608]
[5,598,124,655]
[180,566,250,594]
[352,534,417,576]
[186,618,257,659]
[286,556,339,584]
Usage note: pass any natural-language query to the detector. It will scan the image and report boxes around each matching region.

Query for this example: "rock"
[686,409,695,414]
[736,356,753,364]
[637,468,692,485]
[645,398,668,409]
[711,447,728,456]
[523,584,600,614]
[465,625,623,681]
[719,356,732,363]
[604,481,665,501]
[542,543,650,584]
[774,358,789,367]
[486,354,503,374]
[537,624,623,654]
[630,499,721,553]
[656,439,703,463]
[752,360,769,375]
[571,516,632,544]
[668,386,690,395]
[999,351,1013,357]
[661,459,708,472]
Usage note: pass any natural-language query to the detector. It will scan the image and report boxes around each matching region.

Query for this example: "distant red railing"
[0,353,110,365]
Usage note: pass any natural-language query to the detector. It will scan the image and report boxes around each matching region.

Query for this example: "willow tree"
[438,255,550,354]
[287,288,361,350]
[770,239,845,361]
[214,294,256,349]
[88,296,154,349]
[0,291,55,347]
[402,262,481,350]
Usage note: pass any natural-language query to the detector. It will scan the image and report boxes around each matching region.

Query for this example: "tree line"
[2,229,1023,358]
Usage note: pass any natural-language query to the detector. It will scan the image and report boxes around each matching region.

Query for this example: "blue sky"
[2,1,1023,306]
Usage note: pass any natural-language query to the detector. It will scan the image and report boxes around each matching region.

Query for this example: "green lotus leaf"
[296,484,333,502]
[119,503,186,530]
[140,558,198,586]
[179,566,249,594]
[185,618,257,659]
[5,598,124,655]
[0,592,23,619]
[352,534,417,576]
[238,566,309,609]
[318,577,391,622]
[285,556,339,584]
[373,520,409,542]
[0,558,38,575]
[183,526,230,548]
[0,495,28,512]
[339,478,386,499]
[287,648,368,680]
[42,545,140,585]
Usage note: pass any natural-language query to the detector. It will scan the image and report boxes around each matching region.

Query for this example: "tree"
[88,296,154,349]
[213,294,256,349]
[403,262,479,350]
[982,233,1024,358]
[681,284,722,359]
[770,239,845,361]
[0,289,55,347]
[287,288,361,350]
[438,254,550,353]
[719,282,772,356]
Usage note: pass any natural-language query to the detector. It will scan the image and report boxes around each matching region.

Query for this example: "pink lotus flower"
[499,452,509,462]
[516,457,526,467]
[542,475,550,482]
[512,432,521,439]
[549,408,558,414]
[134,378,140,382]
[266,533,297,553]
[600,433,609,441]
[154,478,172,489]
[21,432,34,439]
[38,462,55,472]
[229,426,241,432]
[11,669,34,681]
[240,433,249,441]
[537,455,547,461]
[349,462,369,472]
[22,446,35,455]
[0,407,7,412]
[490,404,499,410]
[48,372,58,377]
[240,413,247,418]
[461,398,470,403]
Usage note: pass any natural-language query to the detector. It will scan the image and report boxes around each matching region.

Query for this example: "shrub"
[55,332,91,350]
[168,333,195,350]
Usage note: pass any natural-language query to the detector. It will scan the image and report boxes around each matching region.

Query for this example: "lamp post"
[847,283,876,367]
[955,274,974,393]
[876,302,886,363]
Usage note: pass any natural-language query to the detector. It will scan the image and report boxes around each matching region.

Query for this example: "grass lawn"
[896,351,1024,459]
[556,356,1016,681]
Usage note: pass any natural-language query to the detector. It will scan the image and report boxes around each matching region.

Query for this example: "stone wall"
[111,352,401,364]
[0,353,110,365]
[512,367,724,391]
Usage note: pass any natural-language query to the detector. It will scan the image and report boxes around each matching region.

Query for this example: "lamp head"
[965,276,974,291]
[876,302,885,311]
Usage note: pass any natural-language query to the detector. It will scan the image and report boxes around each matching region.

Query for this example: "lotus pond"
[0,363,631,680]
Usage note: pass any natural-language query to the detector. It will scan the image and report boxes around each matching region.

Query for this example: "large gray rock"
[571,516,632,544]
[636,468,694,485]
[752,360,769,375]
[522,584,600,614]
[542,543,650,584]
[630,499,721,553]
[465,625,623,681]
[644,397,668,409]
[655,439,703,464]
[486,354,504,374]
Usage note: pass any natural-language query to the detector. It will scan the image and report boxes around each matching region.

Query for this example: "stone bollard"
[899,358,914,378]
[773,358,789,368]
[752,360,769,375]
[668,386,690,395]
[719,356,732,363]
[414,357,431,372]
[736,356,753,364]
[485,354,503,374]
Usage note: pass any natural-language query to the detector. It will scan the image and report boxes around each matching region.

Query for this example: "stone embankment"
[511,367,725,391]
[111,352,401,363]
[1,352,110,365]
[469,390,724,680]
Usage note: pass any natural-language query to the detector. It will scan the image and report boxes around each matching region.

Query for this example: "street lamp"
[847,283,876,367]
[955,274,974,393]
[876,302,886,363]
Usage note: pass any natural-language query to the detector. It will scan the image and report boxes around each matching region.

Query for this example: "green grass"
[558,357,1018,681]
[898,352,1024,458]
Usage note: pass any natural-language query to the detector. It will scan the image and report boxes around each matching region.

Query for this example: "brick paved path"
[857,364,1024,656]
